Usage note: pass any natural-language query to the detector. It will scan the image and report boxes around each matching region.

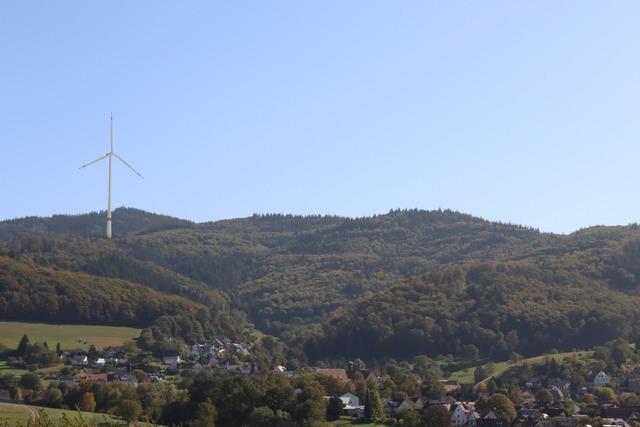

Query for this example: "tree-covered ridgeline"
[3,208,640,361]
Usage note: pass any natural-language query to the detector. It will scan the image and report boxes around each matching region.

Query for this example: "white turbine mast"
[79,114,143,238]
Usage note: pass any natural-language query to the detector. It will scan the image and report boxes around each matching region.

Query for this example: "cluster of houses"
[9,335,640,427]
[430,370,640,427]
[308,368,640,427]
[65,347,128,368]
[165,339,253,374]
[55,338,255,387]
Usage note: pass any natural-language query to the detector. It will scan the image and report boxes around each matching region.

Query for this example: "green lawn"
[0,321,141,351]
[448,366,475,384]
[449,350,594,385]
[0,403,152,426]
[0,362,68,385]
[0,361,29,379]
[32,406,121,424]
[325,416,390,427]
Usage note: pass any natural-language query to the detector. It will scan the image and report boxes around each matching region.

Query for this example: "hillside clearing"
[0,322,140,350]
[449,351,594,385]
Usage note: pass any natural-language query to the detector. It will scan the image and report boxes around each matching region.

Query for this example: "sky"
[1,1,639,233]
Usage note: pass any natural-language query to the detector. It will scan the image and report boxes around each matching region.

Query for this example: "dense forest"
[2,208,640,363]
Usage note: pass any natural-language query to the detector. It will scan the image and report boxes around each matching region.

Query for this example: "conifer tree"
[17,334,29,358]
[364,388,372,421]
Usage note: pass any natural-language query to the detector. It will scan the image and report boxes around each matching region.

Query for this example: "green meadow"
[0,321,140,351]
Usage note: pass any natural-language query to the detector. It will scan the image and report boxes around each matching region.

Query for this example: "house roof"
[601,407,640,420]
[340,392,358,399]
[311,368,349,382]
[84,373,108,382]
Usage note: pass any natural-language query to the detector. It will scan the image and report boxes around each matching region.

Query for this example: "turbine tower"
[79,114,143,238]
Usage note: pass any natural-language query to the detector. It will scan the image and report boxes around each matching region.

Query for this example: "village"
[1,333,640,427]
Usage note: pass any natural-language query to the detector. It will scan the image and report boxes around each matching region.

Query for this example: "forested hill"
[306,223,640,362]
[4,207,640,363]
[110,209,553,337]
[0,208,550,341]
[0,207,192,240]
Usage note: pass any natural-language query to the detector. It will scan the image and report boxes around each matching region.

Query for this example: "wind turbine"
[79,114,143,239]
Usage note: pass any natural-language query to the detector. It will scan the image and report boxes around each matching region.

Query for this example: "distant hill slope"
[305,224,640,361]
[118,209,553,335]
[306,259,640,361]
[3,207,640,361]
[0,208,550,339]
[0,207,192,240]
[0,255,201,326]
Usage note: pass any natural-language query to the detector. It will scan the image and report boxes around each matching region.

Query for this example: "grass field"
[0,322,141,351]
[449,350,594,385]
[325,416,390,426]
[0,403,141,426]
[0,403,35,425]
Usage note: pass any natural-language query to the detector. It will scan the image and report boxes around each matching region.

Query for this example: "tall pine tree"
[364,388,372,421]
[17,335,29,358]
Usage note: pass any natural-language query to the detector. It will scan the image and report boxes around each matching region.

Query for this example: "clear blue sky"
[1,1,639,233]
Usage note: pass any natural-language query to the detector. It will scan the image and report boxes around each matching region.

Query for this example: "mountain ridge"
[3,207,640,363]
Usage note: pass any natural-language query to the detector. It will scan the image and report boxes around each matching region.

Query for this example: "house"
[346,405,365,418]
[104,349,127,363]
[547,378,571,391]
[272,365,295,378]
[480,410,502,427]
[363,369,381,384]
[232,343,250,356]
[451,402,475,427]
[84,373,108,383]
[339,392,360,408]
[416,396,428,409]
[396,399,416,414]
[95,358,106,366]
[595,371,611,386]
[441,380,461,393]
[602,419,631,427]
[310,368,349,382]
[71,355,88,366]
[192,362,204,375]
[468,412,480,427]
[58,377,76,387]
[162,355,182,365]
[519,409,541,418]
[600,407,640,422]
[451,404,470,427]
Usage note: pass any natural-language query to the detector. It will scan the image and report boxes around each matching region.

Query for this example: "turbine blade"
[113,153,143,178]
[79,153,109,169]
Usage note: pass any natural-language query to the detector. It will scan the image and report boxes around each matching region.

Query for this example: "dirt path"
[27,406,39,423]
